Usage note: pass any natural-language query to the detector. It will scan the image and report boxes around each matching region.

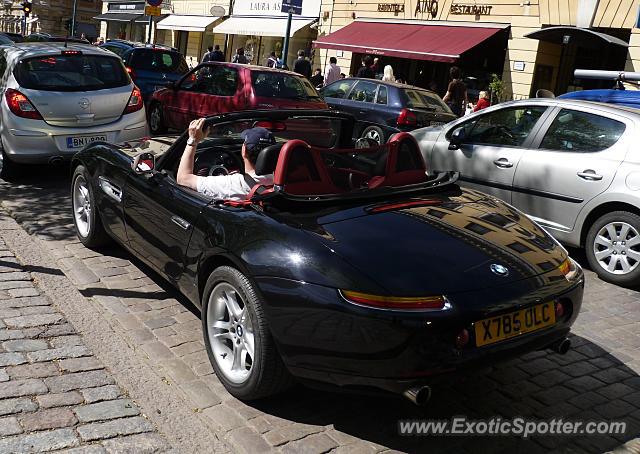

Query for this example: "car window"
[376,85,387,104]
[14,54,130,91]
[539,109,626,152]
[131,49,188,74]
[322,80,355,99]
[181,66,238,96]
[404,89,450,113]
[347,80,377,103]
[102,45,126,57]
[251,71,317,99]
[464,106,547,147]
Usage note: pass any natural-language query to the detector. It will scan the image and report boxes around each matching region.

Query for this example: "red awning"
[313,21,504,63]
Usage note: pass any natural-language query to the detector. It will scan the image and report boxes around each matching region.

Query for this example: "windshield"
[251,71,319,99]
[14,54,130,91]
[206,116,342,149]
[403,89,452,113]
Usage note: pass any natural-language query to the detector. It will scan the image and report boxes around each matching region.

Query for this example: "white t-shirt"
[196,172,273,201]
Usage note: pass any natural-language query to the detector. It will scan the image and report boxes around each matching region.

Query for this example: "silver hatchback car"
[413,98,640,287]
[0,42,148,178]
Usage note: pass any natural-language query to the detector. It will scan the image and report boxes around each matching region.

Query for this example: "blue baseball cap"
[241,127,275,151]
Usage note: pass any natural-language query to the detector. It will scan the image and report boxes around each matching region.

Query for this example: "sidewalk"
[0,222,170,452]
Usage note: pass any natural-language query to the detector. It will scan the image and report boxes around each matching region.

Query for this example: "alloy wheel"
[150,106,161,132]
[72,175,91,238]
[593,221,640,275]
[207,282,255,384]
[364,129,382,145]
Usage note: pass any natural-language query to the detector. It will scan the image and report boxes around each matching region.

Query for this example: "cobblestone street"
[1,167,639,453]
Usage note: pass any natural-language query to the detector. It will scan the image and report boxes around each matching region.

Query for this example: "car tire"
[0,144,20,181]
[585,210,640,286]
[202,266,293,400]
[361,125,385,145]
[148,103,167,135]
[71,165,111,248]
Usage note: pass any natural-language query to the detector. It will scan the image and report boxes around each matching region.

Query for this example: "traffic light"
[22,1,32,17]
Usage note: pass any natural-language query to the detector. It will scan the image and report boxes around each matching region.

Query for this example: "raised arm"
[177,118,208,191]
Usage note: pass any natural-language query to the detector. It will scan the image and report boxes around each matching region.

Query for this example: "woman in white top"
[382,65,395,82]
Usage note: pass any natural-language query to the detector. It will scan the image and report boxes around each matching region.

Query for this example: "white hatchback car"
[0,42,148,178]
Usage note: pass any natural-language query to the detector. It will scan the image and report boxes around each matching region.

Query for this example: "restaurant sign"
[378,3,405,15]
[414,0,438,18]
[450,3,493,15]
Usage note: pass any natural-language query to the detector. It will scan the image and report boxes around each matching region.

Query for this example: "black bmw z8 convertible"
[70,110,584,405]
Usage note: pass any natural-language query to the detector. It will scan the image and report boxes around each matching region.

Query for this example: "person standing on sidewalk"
[265,51,278,68]
[202,46,214,63]
[232,48,249,64]
[210,45,225,62]
[356,56,375,79]
[323,57,341,86]
[442,66,468,117]
[293,50,312,79]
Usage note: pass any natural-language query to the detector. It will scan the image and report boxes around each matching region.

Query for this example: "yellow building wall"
[319,0,640,98]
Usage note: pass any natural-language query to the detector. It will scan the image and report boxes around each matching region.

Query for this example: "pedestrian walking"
[381,65,395,82]
[442,66,468,117]
[232,48,249,64]
[265,51,278,68]
[473,90,491,112]
[210,45,225,62]
[371,57,380,76]
[323,56,341,86]
[202,46,214,63]
[293,50,312,79]
[356,56,375,79]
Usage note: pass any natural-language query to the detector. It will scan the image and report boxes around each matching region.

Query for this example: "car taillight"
[5,88,43,120]
[123,87,143,115]
[397,108,417,126]
[341,290,447,310]
[125,66,136,81]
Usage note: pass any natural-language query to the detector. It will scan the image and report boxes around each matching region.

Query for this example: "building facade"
[2,0,101,38]
[314,0,640,100]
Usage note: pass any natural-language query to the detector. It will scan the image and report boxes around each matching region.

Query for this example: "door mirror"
[449,127,466,149]
[132,152,155,174]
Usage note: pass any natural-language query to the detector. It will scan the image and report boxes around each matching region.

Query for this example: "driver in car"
[177,118,275,200]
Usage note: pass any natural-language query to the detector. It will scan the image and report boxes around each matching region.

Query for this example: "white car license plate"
[66,135,107,149]
[430,121,445,127]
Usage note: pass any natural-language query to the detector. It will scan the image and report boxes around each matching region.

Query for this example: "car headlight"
[558,257,581,282]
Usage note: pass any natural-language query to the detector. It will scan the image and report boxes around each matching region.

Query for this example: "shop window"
[539,109,626,153]
[376,85,387,105]
[322,80,355,99]
[347,80,377,103]
[464,106,547,147]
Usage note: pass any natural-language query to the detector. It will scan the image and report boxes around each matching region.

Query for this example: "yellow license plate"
[475,301,555,347]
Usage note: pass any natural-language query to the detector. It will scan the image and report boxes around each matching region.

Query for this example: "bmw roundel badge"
[490,264,509,277]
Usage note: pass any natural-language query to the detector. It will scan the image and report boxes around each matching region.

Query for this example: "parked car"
[0,42,147,178]
[70,109,583,403]
[559,89,640,109]
[99,40,189,102]
[320,78,456,145]
[24,33,89,44]
[413,98,640,286]
[0,32,23,42]
[147,62,327,134]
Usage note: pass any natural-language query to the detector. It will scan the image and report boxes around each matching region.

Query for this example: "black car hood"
[302,190,568,295]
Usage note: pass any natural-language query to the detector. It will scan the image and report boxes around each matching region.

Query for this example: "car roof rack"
[574,69,640,90]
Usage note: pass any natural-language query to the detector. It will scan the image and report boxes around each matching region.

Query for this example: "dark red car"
[147,62,327,134]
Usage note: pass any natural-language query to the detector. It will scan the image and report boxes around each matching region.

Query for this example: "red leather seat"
[274,140,342,195]
[368,133,427,189]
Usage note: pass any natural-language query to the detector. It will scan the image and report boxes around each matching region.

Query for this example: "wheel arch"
[580,201,640,247]
[197,253,253,307]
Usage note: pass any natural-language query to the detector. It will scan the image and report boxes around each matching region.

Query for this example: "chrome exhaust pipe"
[551,338,571,355]
[48,156,64,165]
[403,385,431,406]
